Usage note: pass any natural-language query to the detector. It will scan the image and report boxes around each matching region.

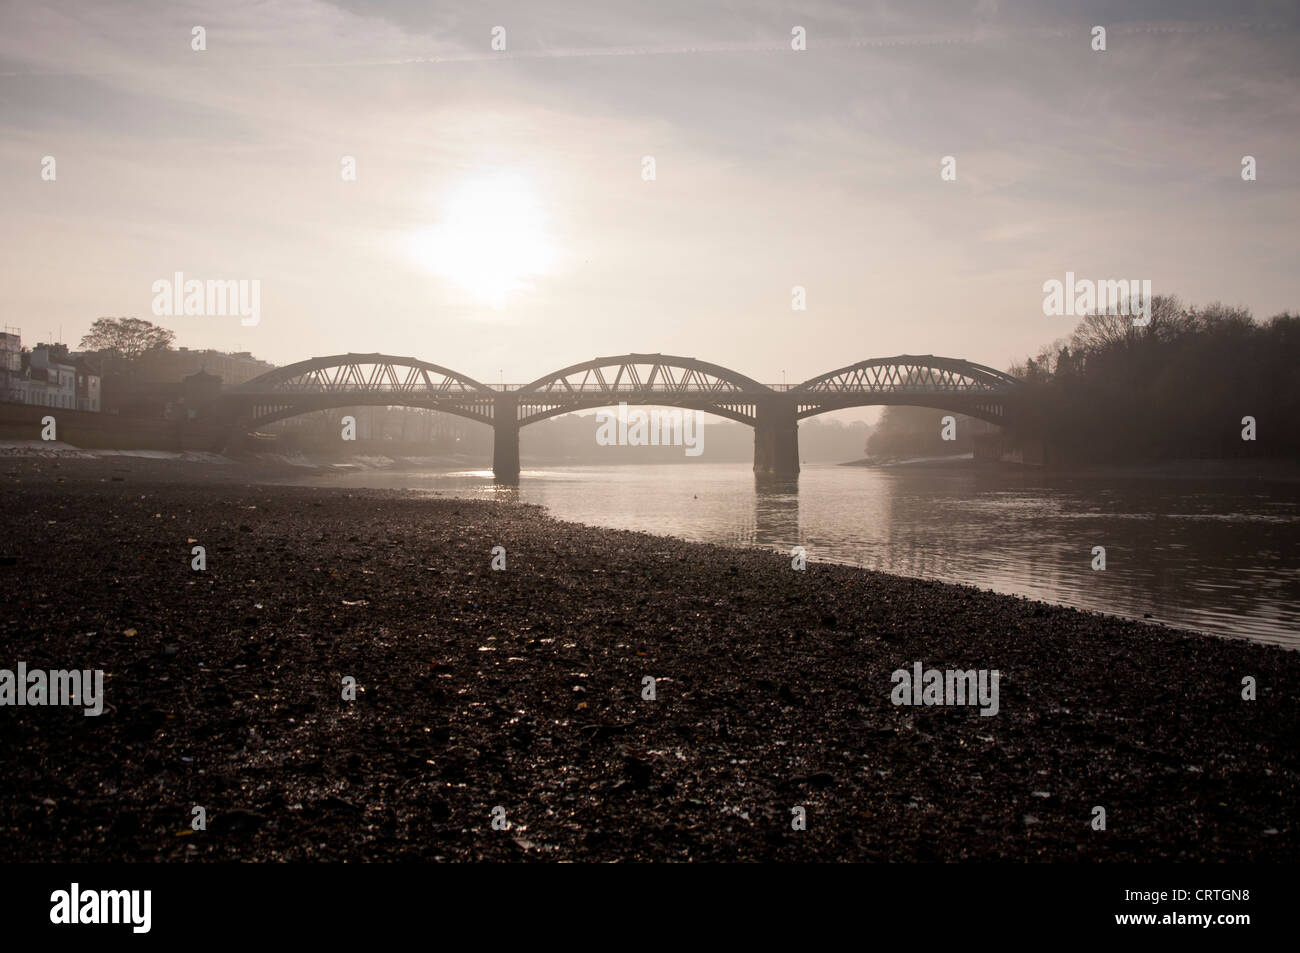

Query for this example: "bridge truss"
[791,355,1020,422]
[512,354,772,426]
[224,354,497,427]
[222,352,1021,428]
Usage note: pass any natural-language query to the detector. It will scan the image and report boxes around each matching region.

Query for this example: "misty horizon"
[4,1,1297,401]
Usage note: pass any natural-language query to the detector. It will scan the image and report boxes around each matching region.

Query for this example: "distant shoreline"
[842,453,1300,482]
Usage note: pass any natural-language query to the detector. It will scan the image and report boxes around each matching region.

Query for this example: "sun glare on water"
[411,172,555,309]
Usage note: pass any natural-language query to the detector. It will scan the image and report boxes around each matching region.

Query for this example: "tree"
[1055,346,1077,379]
[1069,309,1139,354]
[79,317,175,362]
[1007,294,1300,464]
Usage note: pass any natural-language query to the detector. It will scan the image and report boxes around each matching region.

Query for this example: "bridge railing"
[240,381,1007,395]
[798,383,1012,394]
[519,383,772,394]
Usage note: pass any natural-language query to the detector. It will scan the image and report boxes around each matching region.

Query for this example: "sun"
[410,172,555,308]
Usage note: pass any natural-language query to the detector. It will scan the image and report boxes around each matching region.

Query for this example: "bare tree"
[1070,295,1186,353]
[1069,309,1140,354]
[79,317,175,362]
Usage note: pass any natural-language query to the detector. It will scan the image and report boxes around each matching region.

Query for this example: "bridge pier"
[493,394,520,482]
[753,398,799,477]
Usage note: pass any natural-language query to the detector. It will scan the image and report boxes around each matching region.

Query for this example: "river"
[282,462,1300,648]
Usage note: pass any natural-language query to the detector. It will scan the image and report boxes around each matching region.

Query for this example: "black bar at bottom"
[0,862,1283,941]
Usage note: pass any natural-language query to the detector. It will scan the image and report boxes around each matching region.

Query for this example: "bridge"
[216,353,1023,479]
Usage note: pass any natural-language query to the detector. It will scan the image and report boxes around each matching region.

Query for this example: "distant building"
[88,346,272,417]
[0,332,102,412]
[72,355,102,412]
[0,330,21,403]
[109,369,222,421]
[21,343,79,410]
[180,369,221,419]
[132,347,273,387]
[1,332,267,418]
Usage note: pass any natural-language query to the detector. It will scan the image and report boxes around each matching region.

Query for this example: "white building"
[1,331,104,413]
[0,334,89,411]
[22,346,77,409]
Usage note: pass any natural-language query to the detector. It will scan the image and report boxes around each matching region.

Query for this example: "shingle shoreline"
[1,457,1296,861]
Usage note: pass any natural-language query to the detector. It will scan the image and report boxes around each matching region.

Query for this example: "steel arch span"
[512,353,773,426]
[222,353,497,427]
[790,354,1021,423]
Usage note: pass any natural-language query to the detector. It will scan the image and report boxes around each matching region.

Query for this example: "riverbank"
[1,456,1296,861]
[844,452,1300,483]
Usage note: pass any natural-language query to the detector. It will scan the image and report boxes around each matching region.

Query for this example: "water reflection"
[753,475,799,547]
[276,463,1300,646]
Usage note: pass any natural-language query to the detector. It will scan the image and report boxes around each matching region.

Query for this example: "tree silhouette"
[79,317,175,362]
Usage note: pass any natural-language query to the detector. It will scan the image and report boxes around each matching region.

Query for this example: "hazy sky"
[2,0,1297,398]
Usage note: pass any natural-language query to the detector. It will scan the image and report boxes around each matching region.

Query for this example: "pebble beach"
[1,456,1296,861]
